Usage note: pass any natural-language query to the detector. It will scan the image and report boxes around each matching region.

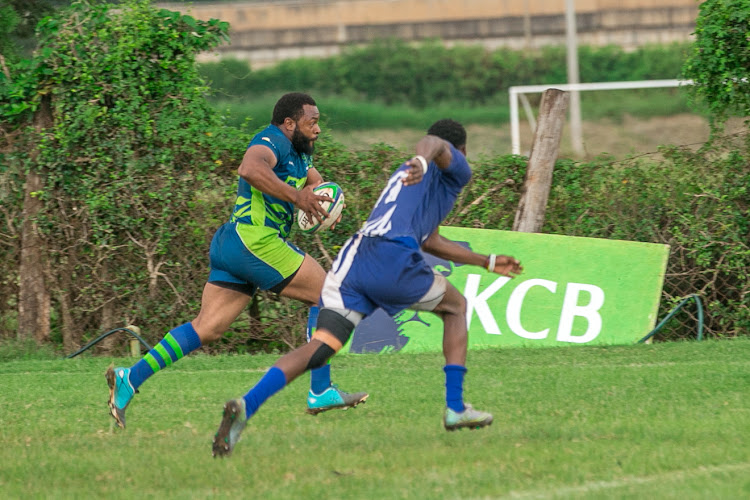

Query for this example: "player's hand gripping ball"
[297,182,345,234]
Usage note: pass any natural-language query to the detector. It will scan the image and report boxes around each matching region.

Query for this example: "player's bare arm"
[422,231,523,278]
[402,135,452,186]
[304,167,324,188]
[238,145,298,201]
[238,145,331,224]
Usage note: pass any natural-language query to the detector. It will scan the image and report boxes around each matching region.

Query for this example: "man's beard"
[291,127,315,155]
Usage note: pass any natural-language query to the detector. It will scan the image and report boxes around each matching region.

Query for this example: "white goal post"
[509,79,694,156]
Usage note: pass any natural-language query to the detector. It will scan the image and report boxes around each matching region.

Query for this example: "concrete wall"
[157,0,699,66]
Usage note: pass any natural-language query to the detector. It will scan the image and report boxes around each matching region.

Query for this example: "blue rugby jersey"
[229,125,311,238]
[360,144,471,244]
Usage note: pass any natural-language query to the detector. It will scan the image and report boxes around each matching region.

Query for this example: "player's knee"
[191,319,222,344]
[311,308,356,352]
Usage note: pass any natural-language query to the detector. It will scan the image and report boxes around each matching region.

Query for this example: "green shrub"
[199,40,691,108]
[683,0,750,127]
[0,1,744,354]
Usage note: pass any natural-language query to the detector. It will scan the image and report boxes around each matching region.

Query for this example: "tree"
[0,0,246,350]
[683,0,750,128]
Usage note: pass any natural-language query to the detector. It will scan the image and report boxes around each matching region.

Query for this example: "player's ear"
[283,116,296,131]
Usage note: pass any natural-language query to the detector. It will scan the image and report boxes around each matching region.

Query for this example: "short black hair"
[427,119,466,149]
[271,92,317,125]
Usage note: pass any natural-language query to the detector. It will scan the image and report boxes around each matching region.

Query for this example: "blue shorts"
[208,222,305,294]
[320,234,434,317]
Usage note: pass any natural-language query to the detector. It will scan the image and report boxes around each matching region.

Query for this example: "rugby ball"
[297,182,345,234]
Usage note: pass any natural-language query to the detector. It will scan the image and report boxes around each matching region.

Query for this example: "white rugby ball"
[297,181,345,234]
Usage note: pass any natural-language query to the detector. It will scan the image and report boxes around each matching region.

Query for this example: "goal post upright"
[508,79,694,156]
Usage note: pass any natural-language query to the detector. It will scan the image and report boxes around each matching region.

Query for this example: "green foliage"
[0,338,60,361]
[0,4,21,64]
[0,0,247,347]
[212,93,517,132]
[683,0,750,126]
[199,40,691,108]
[0,0,62,61]
[210,88,693,133]
[541,139,749,338]
[0,1,745,350]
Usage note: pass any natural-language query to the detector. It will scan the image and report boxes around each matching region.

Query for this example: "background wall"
[157,0,700,66]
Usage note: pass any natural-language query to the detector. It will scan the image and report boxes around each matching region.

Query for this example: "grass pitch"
[1,339,749,499]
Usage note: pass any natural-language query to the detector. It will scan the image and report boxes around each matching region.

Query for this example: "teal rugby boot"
[306,384,369,415]
[443,403,493,431]
[105,366,136,429]
[212,399,247,458]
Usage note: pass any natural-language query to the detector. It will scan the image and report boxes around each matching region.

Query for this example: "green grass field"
[2,339,749,499]
[211,88,695,134]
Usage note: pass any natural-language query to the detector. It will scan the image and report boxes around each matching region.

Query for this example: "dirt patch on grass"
[329,114,747,161]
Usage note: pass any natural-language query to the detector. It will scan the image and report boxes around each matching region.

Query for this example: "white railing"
[509,79,694,156]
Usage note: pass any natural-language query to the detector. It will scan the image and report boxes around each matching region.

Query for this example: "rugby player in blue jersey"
[106,93,368,429]
[213,119,523,457]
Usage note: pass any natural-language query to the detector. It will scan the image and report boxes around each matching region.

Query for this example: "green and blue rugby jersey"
[230,125,311,238]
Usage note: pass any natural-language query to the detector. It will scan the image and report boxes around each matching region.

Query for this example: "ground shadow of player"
[349,241,471,354]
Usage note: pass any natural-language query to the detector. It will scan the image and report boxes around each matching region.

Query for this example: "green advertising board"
[347,227,669,353]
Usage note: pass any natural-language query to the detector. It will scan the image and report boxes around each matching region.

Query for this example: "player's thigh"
[278,253,326,304]
[192,282,253,339]
[409,269,448,312]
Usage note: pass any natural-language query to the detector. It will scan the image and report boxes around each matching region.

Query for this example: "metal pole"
[565,0,584,156]
[510,88,521,156]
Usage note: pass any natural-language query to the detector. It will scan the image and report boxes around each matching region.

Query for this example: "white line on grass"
[518,360,750,369]
[501,462,750,499]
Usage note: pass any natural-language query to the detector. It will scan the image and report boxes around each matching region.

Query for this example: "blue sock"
[243,366,287,419]
[310,363,331,394]
[129,322,202,390]
[444,364,467,412]
[306,306,332,393]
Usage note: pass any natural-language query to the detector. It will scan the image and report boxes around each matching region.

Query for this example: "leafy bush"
[0,1,745,355]
[0,0,247,351]
[199,40,691,108]
[683,0,750,127]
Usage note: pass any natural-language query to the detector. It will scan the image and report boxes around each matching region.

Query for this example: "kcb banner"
[347,227,669,353]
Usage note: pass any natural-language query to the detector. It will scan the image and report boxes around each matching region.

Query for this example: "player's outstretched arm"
[415,135,452,168]
[421,231,523,278]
